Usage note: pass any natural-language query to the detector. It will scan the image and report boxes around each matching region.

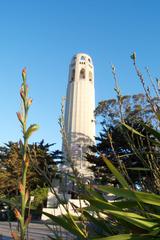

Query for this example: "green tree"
[87,119,160,192]
[0,140,62,196]
[95,94,160,127]
[87,94,160,192]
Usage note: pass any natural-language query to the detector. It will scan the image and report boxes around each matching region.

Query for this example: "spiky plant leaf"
[102,156,129,188]
[25,124,39,139]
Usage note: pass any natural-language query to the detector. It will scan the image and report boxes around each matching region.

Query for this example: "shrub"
[30,187,48,210]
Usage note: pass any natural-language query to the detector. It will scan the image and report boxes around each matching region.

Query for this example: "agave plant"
[43,152,160,239]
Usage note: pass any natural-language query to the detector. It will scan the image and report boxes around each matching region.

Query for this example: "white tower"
[64,53,95,175]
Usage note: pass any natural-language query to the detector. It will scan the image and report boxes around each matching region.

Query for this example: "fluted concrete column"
[64,53,95,175]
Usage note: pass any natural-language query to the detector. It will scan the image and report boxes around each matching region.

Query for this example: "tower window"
[71,69,75,81]
[80,68,85,79]
[80,56,85,61]
[89,71,92,81]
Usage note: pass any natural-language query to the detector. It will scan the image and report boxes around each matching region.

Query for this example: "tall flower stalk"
[13,68,39,240]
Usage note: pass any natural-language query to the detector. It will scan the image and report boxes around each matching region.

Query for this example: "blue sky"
[0,0,160,149]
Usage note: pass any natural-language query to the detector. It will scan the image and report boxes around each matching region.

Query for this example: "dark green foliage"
[0,142,22,196]
[95,94,160,127]
[0,140,62,196]
[86,119,160,192]
[87,93,160,192]
[43,156,160,239]
[30,187,48,210]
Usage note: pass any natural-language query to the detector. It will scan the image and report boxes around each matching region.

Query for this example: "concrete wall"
[64,53,96,173]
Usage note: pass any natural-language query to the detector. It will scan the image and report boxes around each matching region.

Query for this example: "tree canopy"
[0,140,62,196]
[87,93,160,193]
[95,93,160,127]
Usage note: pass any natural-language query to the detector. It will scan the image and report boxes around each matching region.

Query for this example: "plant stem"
[16,68,39,240]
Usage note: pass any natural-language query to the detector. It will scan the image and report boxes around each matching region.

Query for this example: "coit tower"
[64,53,95,175]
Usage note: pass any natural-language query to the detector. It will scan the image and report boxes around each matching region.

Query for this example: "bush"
[30,187,48,210]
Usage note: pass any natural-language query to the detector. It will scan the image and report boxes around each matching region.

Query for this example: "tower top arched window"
[80,68,85,79]
[89,71,92,81]
[80,56,85,61]
[70,69,75,82]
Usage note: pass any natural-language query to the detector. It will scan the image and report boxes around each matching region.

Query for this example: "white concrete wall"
[42,199,89,220]
[64,53,96,172]
[65,53,95,140]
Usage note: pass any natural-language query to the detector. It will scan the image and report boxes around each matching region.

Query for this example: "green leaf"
[84,185,107,202]
[97,186,160,206]
[147,213,160,219]
[111,200,138,209]
[85,197,121,211]
[92,233,156,240]
[141,123,160,141]
[42,212,86,239]
[25,124,39,139]
[102,156,129,188]
[127,167,150,171]
[104,210,157,230]
[87,203,158,231]
[122,123,145,137]
[83,210,115,235]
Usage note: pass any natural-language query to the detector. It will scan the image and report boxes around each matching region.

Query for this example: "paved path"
[0,222,74,240]
[0,221,72,240]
